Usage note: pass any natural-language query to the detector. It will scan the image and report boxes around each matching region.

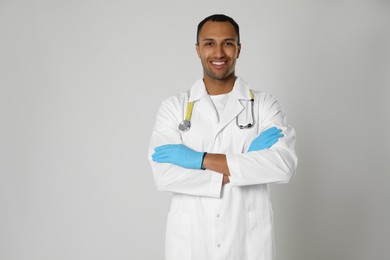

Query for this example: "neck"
[203,74,237,95]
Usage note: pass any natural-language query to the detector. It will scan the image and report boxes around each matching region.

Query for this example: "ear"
[195,43,201,58]
[237,43,241,58]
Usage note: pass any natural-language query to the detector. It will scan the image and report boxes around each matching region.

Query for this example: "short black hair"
[196,14,240,44]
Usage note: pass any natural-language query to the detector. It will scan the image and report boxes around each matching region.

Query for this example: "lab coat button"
[216,214,220,218]
[217,243,221,248]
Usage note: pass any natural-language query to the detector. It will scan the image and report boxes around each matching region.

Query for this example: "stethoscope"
[178,89,255,132]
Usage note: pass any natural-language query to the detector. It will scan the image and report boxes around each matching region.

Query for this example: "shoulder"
[251,90,275,99]
[156,90,190,119]
[249,89,278,107]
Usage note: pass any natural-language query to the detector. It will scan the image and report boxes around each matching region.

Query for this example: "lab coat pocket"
[165,212,192,260]
[246,211,274,260]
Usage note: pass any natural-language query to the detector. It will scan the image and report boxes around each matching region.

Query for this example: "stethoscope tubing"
[179,89,255,132]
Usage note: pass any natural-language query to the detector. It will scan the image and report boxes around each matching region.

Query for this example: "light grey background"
[1,1,389,260]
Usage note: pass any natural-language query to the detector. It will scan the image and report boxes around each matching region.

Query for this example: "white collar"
[188,77,252,102]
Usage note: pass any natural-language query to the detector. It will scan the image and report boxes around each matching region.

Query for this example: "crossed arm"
[151,127,283,185]
[149,94,297,197]
[203,154,230,184]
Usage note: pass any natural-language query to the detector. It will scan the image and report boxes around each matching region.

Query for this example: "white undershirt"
[209,93,230,121]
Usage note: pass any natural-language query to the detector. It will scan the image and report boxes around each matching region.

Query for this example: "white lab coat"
[148,77,297,260]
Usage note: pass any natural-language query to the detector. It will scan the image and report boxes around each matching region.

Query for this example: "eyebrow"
[201,38,237,42]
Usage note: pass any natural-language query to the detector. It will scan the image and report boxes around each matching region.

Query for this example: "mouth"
[210,60,228,69]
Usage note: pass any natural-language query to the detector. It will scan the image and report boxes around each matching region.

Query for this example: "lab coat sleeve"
[148,96,223,198]
[226,94,298,186]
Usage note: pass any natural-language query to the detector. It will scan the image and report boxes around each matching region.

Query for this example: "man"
[148,14,297,260]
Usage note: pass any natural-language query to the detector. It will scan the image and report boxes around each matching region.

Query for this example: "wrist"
[200,152,207,170]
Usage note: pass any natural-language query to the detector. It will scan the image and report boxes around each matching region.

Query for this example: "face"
[196,21,241,81]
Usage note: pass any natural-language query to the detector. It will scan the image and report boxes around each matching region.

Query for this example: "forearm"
[203,153,230,176]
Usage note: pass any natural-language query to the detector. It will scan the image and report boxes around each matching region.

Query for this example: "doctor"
[149,14,297,260]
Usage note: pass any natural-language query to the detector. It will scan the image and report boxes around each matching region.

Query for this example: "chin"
[215,73,235,81]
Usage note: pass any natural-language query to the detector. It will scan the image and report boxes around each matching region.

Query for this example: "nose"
[214,44,225,58]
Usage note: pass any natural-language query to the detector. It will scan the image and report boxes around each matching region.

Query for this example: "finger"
[260,132,283,143]
[263,140,277,148]
[152,152,169,163]
[267,128,282,136]
[263,126,277,132]
[267,133,284,140]
[154,144,173,151]
[264,135,283,147]
[170,144,184,153]
[262,127,280,134]
[155,144,184,152]
[260,128,282,138]
[152,150,168,158]
[267,134,284,143]
[152,152,160,161]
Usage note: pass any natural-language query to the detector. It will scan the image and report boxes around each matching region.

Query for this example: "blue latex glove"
[152,144,205,169]
[248,127,283,152]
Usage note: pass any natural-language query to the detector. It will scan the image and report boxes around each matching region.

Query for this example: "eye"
[224,41,234,46]
[204,42,214,46]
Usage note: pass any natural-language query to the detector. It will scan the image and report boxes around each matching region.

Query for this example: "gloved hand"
[248,127,283,152]
[152,144,205,169]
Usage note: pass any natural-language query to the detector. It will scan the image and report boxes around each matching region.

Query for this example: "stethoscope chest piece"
[179,120,191,132]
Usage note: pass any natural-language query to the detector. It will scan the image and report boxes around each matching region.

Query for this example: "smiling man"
[196,21,239,87]
[148,14,297,260]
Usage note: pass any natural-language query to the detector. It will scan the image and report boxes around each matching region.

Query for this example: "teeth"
[212,61,225,65]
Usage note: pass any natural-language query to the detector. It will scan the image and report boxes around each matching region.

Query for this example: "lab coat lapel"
[216,78,252,134]
[217,97,243,133]
[189,79,218,123]
[196,96,219,123]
